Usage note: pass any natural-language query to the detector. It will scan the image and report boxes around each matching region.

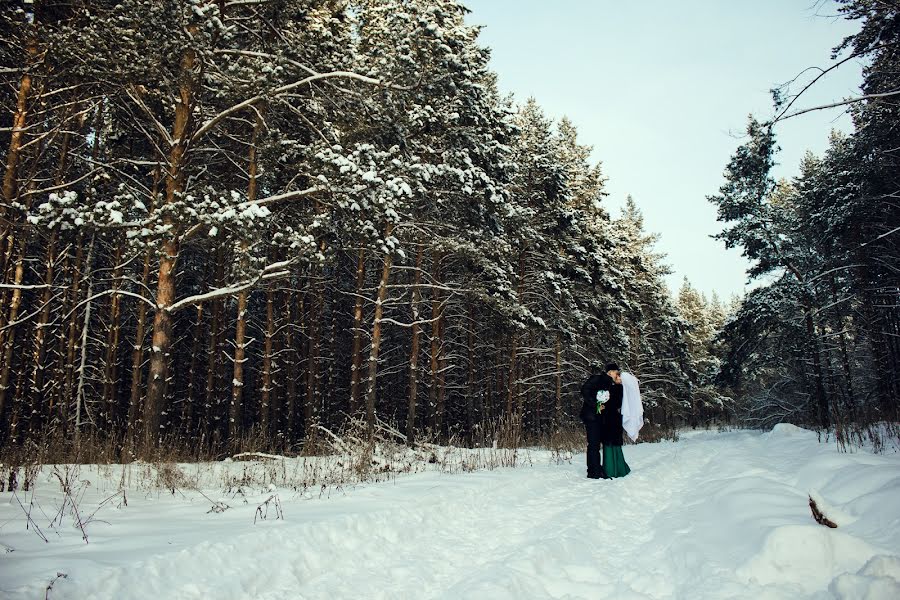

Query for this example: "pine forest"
[1,0,897,464]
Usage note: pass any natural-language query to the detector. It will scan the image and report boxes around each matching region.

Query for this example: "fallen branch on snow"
[809,495,838,528]
[231,452,286,461]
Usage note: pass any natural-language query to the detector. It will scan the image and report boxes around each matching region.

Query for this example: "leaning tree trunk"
[0,41,37,274]
[0,234,29,431]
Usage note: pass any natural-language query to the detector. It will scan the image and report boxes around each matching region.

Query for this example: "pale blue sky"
[464,0,862,301]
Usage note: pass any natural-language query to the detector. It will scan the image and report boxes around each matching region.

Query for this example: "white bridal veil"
[620,371,644,442]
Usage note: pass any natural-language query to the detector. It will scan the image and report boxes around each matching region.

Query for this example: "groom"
[579,363,617,479]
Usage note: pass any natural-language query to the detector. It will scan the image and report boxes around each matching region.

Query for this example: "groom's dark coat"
[579,373,614,423]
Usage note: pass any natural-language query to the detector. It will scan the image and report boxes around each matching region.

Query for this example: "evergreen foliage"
[711,0,900,437]
[0,0,696,458]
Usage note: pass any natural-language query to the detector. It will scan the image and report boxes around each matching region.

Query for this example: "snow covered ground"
[2,425,899,599]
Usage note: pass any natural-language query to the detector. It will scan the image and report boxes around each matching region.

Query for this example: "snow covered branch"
[378,315,442,328]
[0,283,51,290]
[192,71,401,144]
[64,288,156,321]
[242,186,323,208]
[166,260,296,313]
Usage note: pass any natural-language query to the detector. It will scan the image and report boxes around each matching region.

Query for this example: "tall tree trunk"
[507,338,518,420]
[466,303,476,445]
[304,239,327,439]
[0,98,55,434]
[631,325,641,376]
[27,232,58,435]
[101,243,125,434]
[260,284,276,438]
[428,251,443,434]
[282,290,297,443]
[204,243,226,445]
[805,310,830,430]
[0,235,29,430]
[182,302,204,443]
[364,225,394,437]
[25,121,71,434]
[437,319,446,437]
[270,287,285,444]
[555,333,562,429]
[230,260,250,445]
[406,245,423,442]
[229,109,263,447]
[305,278,321,435]
[59,236,87,439]
[145,245,178,451]
[829,276,855,419]
[494,362,504,425]
[145,47,196,453]
[73,236,97,450]
[127,251,152,454]
[1,42,37,274]
[296,293,308,440]
[349,248,366,415]
[507,251,527,419]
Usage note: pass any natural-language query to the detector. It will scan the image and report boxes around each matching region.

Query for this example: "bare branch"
[860,224,900,247]
[125,85,174,148]
[771,40,896,125]
[65,288,157,321]
[21,168,105,199]
[776,89,900,122]
[192,71,405,143]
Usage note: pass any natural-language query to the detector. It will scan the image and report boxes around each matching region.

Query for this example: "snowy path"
[2,427,900,599]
